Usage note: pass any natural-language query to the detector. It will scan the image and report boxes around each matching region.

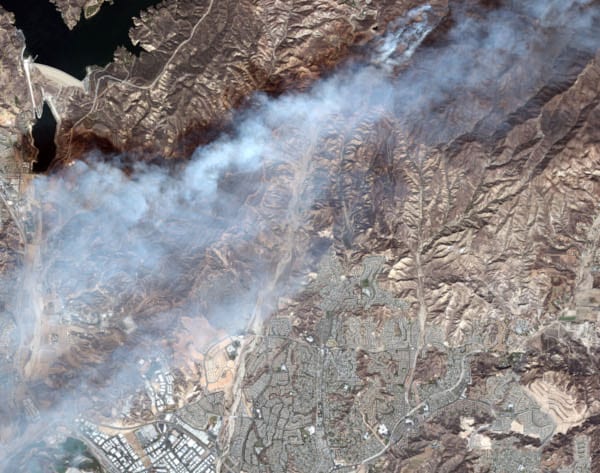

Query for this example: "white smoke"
[373,4,436,69]
[1,0,599,469]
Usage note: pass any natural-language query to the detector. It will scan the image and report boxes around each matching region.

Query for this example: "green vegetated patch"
[508,352,524,364]
[84,2,103,19]
[496,351,526,370]
[559,316,577,322]
[6,437,102,473]
[54,437,103,473]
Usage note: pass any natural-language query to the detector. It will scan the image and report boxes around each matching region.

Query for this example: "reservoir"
[0,0,163,79]
[0,0,163,171]
[31,103,57,173]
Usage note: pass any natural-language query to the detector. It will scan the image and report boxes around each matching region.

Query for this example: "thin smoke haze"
[1,0,599,470]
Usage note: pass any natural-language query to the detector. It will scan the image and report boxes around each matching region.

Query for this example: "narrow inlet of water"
[31,103,57,173]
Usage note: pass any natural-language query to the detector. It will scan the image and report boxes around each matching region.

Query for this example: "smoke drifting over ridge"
[2,0,600,469]
[378,0,600,143]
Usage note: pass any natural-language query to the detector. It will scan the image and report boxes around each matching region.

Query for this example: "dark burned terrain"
[1,0,600,472]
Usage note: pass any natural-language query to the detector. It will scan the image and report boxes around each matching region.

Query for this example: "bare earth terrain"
[0,0,600,472]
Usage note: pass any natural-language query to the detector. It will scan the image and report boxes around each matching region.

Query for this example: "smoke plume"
[1,0,599,470]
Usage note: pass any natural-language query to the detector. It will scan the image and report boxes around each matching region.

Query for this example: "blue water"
[0,0,163,79]
[0,0,163,171]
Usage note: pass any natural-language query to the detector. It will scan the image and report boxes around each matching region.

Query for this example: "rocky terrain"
[0,0,600,472]
[52,0,439,165]
[50,0,110,28]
